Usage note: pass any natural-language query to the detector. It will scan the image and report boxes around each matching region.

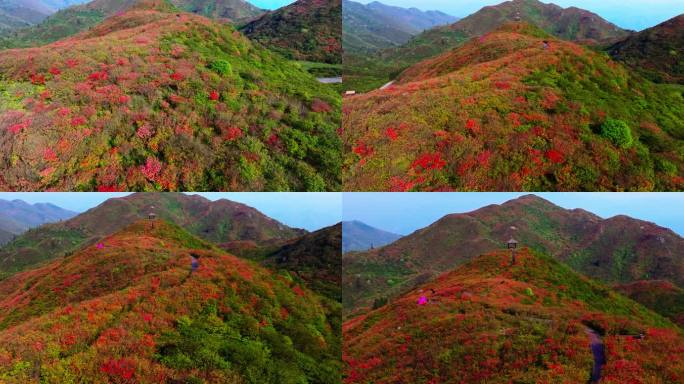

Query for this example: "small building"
[345,91,356,96]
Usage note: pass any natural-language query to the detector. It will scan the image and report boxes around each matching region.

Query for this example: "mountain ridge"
[343,194,684,325]
[0,193,306,276]
[0,218,341,383]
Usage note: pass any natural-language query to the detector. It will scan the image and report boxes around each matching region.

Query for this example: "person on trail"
[191,255,199,272]
[543,41,550,50]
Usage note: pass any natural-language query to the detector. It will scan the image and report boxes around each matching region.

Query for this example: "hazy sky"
[0,193,341,232]
[343,193,684,236]
[249,0,296,10]
[355,0,684,31]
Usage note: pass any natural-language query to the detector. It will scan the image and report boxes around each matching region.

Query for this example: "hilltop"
[343,23,684,191]
[343,0,631,92]
[0,2,341,191]
[392,0,628,65]
[343,194,684,325]
[344,249,684,383]
[241,0,342,64]
[342,220,402,253]
[0,219,341,383]
[0,193,305,275]
[0,0,263,47]
[342,0,457,54]
[610,14,684,85]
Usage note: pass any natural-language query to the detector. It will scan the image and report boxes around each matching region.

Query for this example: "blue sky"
[343,193,684,236]
[0,193,341,231]
[355,0,684,31]
[248,0,296,10]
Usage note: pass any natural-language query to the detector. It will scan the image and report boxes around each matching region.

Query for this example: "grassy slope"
[344,249,684,383]
[343,23,684,191]
[0,7,341,191]
[0,219,341,383]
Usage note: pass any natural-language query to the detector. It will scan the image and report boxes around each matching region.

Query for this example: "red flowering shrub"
[494,81,511,90]
[546,149,565,164]
[353,142,373,158]
[136,124,153,139]
[141,157,162,181]
[465,119,480,134]
[170,72,184,81]
[412,153,446,174]
[49,67,62,76]
[8,120,30,134]
[224,126,243,141]
[43,148,58,162]
[71,116,87,127]
[88,71,108,82]
[30,73,46,85]
[209,90,219,101]
[100,358,136,381]
[385,127,398,141]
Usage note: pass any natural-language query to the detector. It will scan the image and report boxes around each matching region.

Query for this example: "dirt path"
[585,327,606,383]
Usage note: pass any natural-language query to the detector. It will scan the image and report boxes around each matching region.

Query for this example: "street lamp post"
[507,238,518,265]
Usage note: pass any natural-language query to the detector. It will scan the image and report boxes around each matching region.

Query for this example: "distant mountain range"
[343,0,457,53]
[0,219,341,382]
[241,0,342,64]
[0,0,48,30]
[0,199,76,244]
[0,193,306,275]
[342,220,402,252]
[343,194,684,326]
[610,14,684,84]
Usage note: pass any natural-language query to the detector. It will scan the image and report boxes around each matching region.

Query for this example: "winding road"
[380,80,395,90]
[585,327,606,383]
[317,77,342,84]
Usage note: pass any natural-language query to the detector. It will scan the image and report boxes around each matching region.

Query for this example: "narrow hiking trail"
[585,327,606,383]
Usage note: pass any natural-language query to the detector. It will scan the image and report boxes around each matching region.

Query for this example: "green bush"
[208,59,232,76]
[601,119,634,148]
